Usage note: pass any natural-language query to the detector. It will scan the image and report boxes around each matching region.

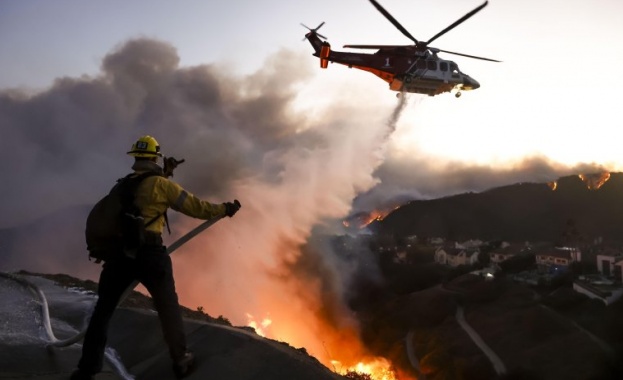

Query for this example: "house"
[535,247,580,273]
[428,237,445,246]
[596,250,623,283]
[573,275,623,305]
[572,249,623,305]
[456,239,484,249]
[489,242,530,265]
[435,246,479,267]
[405,235,418,244]
[559,246,582,262]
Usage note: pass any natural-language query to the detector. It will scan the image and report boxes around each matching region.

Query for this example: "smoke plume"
[0,37,408,369]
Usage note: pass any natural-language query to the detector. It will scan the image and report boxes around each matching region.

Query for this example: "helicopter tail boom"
[304,23,332,69]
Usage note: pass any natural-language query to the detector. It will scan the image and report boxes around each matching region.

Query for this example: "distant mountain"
[375,172,623,244]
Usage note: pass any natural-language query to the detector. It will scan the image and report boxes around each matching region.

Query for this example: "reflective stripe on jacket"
[134,174,226,234]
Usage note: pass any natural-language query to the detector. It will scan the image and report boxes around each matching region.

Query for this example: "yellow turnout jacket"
[131,161,226,234]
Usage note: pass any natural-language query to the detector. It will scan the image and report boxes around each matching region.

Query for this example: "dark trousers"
[78,244,187,374]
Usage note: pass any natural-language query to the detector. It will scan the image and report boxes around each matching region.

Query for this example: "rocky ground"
[1,270,347,380]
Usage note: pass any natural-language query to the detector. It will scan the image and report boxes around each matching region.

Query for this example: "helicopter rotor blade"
[426,1,488,45]
[434,48,501,62]
[343,44,413,49]
[368,0,419,45]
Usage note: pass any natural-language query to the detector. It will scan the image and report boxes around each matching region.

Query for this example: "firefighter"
[71,135,241,379]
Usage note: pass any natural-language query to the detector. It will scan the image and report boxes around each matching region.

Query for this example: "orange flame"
[334,357,399,380]
[244,307,400,380]
[344,206,401,229]
[547,181,557,191]
[246,313,272,337]
[578,172,611,190]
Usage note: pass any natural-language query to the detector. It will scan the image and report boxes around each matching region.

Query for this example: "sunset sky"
[3,0,623,168]
[2,1,622,374]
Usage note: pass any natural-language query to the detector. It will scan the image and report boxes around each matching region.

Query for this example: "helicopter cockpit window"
[427,61,437,70]
[440,62,448,72]
[450,63,459,77]
[416,60,427,70]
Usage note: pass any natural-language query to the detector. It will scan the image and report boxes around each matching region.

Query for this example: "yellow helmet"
[127,135,163,157]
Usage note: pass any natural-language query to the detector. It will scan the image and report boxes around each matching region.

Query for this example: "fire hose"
[1,214,225,347]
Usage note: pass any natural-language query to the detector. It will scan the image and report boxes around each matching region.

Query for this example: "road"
[404,284,507,377]
[455,305,507,375]
[404,330,426,380]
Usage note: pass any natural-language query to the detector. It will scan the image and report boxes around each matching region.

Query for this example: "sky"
[2,0,623,376]
[2,0,623,170]
[3,0,623,177]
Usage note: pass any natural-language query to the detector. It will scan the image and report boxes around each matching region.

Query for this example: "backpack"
[85,172,162,263]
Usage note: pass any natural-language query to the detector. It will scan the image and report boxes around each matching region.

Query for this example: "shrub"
[343,371,372,380]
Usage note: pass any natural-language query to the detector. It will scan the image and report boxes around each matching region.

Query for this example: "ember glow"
[343,206,401,229]
[549,172,611,191]
[547,181,557,191]
[578,172,611,190]
[246,313,272,337]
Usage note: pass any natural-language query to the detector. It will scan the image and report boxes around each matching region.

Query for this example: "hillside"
[375,172,623,243]
[359,273,623,379]
[0,271,347,380]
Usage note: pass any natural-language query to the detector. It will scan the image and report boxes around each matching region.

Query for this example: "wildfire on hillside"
[548,172,611,191]
[578,172,611,190]
[334,358,400,380]
[245,313,401,380]
[547,181,558,191]
[343,206,401,229]
[246,313,272,337]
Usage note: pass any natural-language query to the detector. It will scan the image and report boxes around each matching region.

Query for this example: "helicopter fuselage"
[303,0,498,97]
[306,32,479,96]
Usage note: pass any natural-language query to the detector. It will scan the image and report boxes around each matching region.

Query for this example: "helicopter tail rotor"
[301,22,327,40]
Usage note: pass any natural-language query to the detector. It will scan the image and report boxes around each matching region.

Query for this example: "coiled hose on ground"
[1,216,223,378]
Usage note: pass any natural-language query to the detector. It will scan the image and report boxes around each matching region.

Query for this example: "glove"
[224,199,241,217]
[163,157,185,178]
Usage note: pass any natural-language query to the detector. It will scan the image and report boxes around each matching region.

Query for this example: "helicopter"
[303,0,500,98]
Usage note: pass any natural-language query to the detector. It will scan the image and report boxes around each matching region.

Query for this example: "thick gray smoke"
[0,37,404,362]
[0,39,303,226]
[352,148,607,214]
